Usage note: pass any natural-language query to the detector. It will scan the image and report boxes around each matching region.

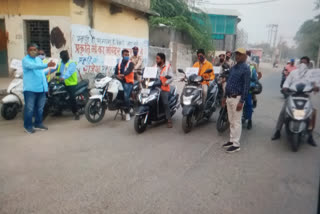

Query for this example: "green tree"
[149,0,214,52]
[294,15,320,60]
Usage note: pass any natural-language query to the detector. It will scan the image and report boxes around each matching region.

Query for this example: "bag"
[251,81,263,95]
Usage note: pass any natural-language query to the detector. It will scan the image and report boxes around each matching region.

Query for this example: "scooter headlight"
[183,96,193,105]
[293,109,306,120]
[141,94,157,105]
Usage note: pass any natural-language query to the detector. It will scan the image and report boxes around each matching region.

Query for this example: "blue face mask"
[123,56,130,61]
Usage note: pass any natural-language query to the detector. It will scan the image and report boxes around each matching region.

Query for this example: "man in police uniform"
[56,50,80,120]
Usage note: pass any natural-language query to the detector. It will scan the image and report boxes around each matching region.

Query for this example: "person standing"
[214,53,226,67]
[193,49,215,103]
[225,51,235,67]
[115,49,134,121]
[53,50,80,120]
[22,43,56,134]
[222,48,251,153]
[130,46,143,84]
[156,53,174,128]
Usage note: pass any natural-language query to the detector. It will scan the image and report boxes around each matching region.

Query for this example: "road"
[0,63,319,214]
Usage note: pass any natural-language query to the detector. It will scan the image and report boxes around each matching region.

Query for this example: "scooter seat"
[75,80,89,91]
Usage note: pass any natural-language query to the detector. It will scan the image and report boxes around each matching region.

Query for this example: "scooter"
[1,69,24,120]
[85,73,139,123]
[283,82,315,152]
[179,68,219,133]
[216,65,230,133]
[44,74,90,118]
[134,78,180,133]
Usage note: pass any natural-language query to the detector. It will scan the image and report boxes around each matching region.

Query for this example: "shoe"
[271,130,281,141]
[247,120,252,130]
[34,124,48,131]
[222,142,233,148]
[253,100,257,108]
[225,146,240,153]
[24,127,35,134]
[126,113,131,121]
[308,135,317,147]
[74,112,80,120]
[167,120,173,128]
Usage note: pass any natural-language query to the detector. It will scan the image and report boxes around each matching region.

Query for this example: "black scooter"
[179,68,219,133]
[134,78,180,133]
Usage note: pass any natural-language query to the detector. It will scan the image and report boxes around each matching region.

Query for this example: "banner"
[71,24,149,76]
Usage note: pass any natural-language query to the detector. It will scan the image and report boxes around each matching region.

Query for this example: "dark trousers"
[244,93,253,120]
[123,83,133,113]
[160,91,171,120]
[24,91,46,130]
[65,85,78,114]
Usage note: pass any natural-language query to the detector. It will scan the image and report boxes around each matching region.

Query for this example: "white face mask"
[39,54,45,60]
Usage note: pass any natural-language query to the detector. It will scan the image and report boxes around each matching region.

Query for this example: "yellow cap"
[235,48,246,55]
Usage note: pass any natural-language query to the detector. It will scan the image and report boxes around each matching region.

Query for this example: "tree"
[149,0,214,52]
[316,0,320,9]
[294,15,320,61]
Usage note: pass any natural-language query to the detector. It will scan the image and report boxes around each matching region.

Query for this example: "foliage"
[316,0,320,9]
[149,0,214,52]
[294,15,320,60]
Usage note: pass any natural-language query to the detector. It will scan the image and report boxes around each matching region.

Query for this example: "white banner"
[71,24,149,76]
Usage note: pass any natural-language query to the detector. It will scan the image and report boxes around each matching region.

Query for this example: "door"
[0,19,8,77]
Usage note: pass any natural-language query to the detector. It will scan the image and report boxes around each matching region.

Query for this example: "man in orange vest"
[156,53,174,128]
[193,49,215,104]
[115,49,134,121]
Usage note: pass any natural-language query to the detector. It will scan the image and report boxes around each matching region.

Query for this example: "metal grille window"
[25,20,51,57]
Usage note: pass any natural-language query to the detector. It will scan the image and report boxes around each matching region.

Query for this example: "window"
[25,20,51,56]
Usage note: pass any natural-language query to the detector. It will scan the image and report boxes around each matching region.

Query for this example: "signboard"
[185,67,199,78]
[308,69,320,85]
[213,66,221,74]
[143,67,157,79]
[71,24,149,76]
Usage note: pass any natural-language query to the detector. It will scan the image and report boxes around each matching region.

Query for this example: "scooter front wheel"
[1,103,18,120]
[290,133,301,152]
[85,99,105,123]
[182,115,193,133]
[217,107,229,133]
[134,114,147,134]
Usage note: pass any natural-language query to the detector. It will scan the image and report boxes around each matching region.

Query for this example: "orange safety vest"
[160,65,170,92]
[118,60,134,84]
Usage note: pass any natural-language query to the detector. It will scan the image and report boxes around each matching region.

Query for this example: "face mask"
[133,51,138,56]
[157,62,163,66]
[39,55,45,60]
[226,56,230,60]
[199,55,205,63]
[29,51,37,58]
[123,56,130,61]
[61,57,69,64]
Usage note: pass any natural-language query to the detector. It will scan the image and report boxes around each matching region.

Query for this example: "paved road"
[0,63,319,214]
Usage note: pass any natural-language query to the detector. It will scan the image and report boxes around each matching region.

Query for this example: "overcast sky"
[200,0,319,46]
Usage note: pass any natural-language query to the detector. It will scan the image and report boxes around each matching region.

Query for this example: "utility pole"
[317,45,320,68]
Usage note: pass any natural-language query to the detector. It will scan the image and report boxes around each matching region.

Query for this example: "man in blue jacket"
[22,43,56,134]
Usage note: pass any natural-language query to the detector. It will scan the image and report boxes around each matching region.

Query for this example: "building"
[236,28,248,49]
[202,8,241,51]
[0,0,152,77]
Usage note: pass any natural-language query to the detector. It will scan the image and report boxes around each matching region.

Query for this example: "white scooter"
[1,68,24,120]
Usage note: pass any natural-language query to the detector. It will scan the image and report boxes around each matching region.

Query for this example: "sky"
[199,0,319,46]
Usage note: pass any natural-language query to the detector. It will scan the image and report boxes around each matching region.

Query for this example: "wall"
[93,0,149,39]
[150,27,193,72]
[148,46,171,66]
[0,0,72,76]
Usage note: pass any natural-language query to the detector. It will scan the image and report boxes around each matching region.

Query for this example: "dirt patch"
[50,27,66,49]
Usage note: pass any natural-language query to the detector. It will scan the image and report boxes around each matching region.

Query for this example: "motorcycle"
[179,68,219,133]
[283,82,315,152]
[1,69,24,120]
[85,73,139,123]
[134,78,180,133]
[44,75,90,118]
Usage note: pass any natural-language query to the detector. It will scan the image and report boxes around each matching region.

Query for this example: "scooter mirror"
[178,69,185,74]
[205,69,213,74]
